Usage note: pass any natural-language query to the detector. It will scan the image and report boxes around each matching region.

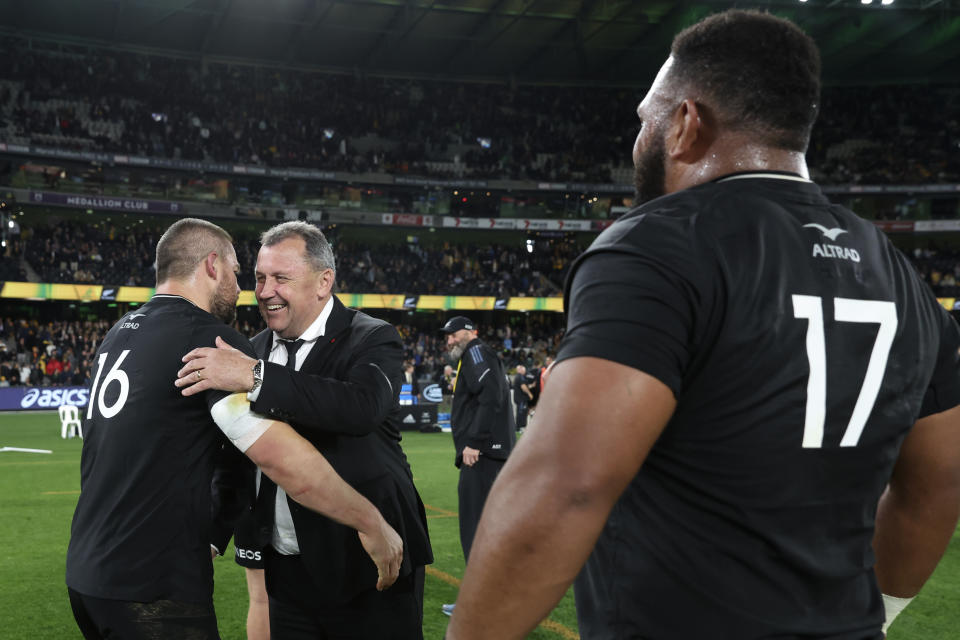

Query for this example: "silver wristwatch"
[251,359,263,393]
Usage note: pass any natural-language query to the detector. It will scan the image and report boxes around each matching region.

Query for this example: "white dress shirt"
[253,296,334,555]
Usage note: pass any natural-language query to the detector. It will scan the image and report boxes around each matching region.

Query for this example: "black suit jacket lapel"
[251,330,273,360]
[299,296,355,372]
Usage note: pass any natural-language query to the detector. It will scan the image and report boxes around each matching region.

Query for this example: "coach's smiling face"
[254,236,333,340]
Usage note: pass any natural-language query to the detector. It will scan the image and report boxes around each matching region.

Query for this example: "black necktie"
[281,339,303,370]
[254,338,304,547]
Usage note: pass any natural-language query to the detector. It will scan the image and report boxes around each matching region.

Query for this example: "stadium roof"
[0,0,958,86]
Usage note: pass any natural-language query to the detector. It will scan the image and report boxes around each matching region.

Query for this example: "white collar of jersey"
[270,295,334,353]
[716,172,811,183]
[151,293,198,307]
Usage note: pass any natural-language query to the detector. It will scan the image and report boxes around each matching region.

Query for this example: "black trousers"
[515,400,529,429]
[457,455,504,562]
[264,547,424,640]
[68,587,220,640]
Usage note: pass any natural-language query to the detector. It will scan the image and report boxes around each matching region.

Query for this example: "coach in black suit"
[177,221,432,639]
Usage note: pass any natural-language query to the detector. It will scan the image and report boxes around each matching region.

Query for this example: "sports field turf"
[1,412,958,639]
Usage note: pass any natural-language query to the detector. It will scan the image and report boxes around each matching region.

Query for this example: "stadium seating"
[0,38,956,185]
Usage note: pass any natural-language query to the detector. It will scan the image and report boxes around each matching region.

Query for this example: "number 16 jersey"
[557,173,960,638]
[66,294,257,604]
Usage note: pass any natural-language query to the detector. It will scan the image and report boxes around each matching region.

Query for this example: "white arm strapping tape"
[210,393,273,453]
[881,593,914,633]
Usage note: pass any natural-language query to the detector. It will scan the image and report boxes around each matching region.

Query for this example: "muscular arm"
[874,403,960,598]
[179,326,402,437]
[212,394,403,590]
[246,421,380,535]
[446,357,676,640]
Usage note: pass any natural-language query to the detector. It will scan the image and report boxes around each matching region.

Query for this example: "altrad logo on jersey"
[803,223,860,263]
[812,244,860,262]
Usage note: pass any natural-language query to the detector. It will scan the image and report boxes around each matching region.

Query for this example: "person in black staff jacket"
[512,364,533,432]
[448,10,960,640]
[440,316,515,608]
[67,218,402,640]
[176,221,432,640]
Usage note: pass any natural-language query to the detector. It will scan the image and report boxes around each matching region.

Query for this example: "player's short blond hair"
[155,218,233,285]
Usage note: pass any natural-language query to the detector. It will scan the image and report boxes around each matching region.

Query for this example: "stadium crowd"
[0,39,957,186]
[397,317,562,388]
[0,313,561,391]
[17,218,960,303]
[910,245,960,299]
[7,215,960,301]
[335,238,585,297]
[2,219,586,296]
[0,317,104,387]
[0,312,272,387]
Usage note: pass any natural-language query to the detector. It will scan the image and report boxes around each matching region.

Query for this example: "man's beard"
[210,278,238,325]
[633,133,667,205]
[448,342,466,364]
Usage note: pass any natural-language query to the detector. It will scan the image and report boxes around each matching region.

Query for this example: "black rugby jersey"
[66,295,258,603]
[557,173,960,639]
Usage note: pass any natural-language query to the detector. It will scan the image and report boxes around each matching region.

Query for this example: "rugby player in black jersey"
[448,10,960,640]
[66,218,402,639]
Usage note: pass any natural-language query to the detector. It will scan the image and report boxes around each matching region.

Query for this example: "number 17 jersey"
[557,173,960,638]
[66,294,257,604]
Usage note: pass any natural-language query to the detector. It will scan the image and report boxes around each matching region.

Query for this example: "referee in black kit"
[66,218,402,639]
[440,316,514,616]
[448,10,960,640]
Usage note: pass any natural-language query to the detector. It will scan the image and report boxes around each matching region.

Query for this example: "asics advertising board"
[0,386,90,411]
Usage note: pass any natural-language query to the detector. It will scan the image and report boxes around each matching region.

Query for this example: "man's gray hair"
[260,221,336,276]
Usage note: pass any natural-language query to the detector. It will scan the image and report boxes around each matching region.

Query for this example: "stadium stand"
[0,38,957,186]
[0,15,957,393]
[0,215,587,296]
[0,313,562,389]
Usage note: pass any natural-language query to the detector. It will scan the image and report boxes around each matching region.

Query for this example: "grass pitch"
[0,413,576,639]
[1,412,958,638]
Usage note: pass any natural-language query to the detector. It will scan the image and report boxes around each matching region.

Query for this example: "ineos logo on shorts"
[235,548,262,561]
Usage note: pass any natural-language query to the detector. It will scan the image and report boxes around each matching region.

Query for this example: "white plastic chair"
[58,404,82,439]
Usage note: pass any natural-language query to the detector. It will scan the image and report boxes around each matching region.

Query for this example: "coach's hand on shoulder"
[358,515,404,591]
[176,336,257,396]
